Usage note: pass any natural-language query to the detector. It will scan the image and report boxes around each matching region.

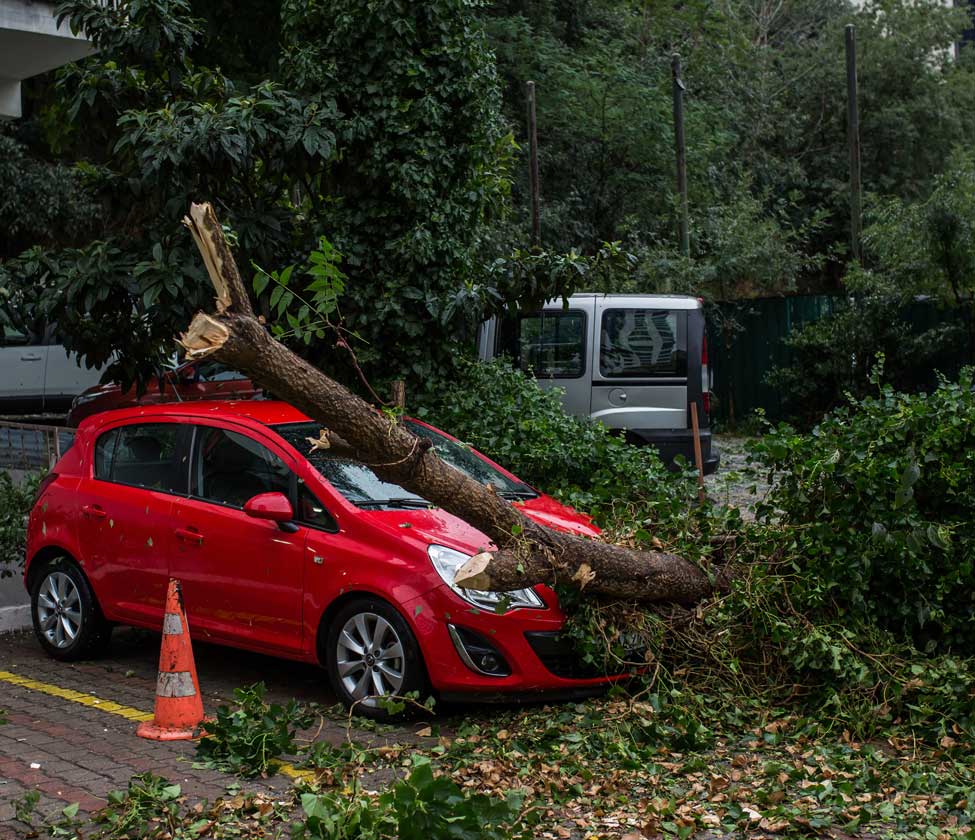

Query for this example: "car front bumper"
[402,585,622,698]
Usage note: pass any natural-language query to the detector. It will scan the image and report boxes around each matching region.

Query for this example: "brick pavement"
[0,628,417,838]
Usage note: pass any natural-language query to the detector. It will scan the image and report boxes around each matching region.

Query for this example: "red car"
[25,401,613,715]
[67,360,261,427]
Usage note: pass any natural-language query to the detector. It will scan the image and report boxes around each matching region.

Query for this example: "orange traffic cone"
[137,578,206,741]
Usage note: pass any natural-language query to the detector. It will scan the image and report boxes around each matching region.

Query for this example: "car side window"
[93,429,118,479]
[193,426,291,508]
[110,424,187,493]
[296,483,338,532]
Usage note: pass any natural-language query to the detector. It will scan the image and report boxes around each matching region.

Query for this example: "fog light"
[479,654,500,672]
[447,624,511,677]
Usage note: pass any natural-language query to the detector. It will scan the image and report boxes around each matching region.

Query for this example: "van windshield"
[272,420,536,508]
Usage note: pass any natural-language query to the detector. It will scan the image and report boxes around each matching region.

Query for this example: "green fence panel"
[709,295,837,425]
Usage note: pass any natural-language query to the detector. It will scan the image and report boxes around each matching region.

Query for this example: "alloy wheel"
[336,612,406,706]
[37,571,83,649]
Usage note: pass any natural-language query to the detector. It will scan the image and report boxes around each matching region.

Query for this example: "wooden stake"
[390,380,406,410]
[845,24,862,263]
[526,80,541,248]
[672,54,690,259]
[690,401,705,503]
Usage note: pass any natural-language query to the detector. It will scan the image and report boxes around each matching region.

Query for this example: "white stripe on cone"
[156,671,196,698]
[162,613,183,635]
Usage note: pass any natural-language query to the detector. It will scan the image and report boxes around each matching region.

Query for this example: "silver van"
[477,293,719,474]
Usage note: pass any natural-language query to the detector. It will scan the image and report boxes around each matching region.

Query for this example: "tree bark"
[179,202,720,605]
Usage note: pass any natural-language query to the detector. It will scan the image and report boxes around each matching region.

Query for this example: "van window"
[496,311,586,379]
[600,309,683,378]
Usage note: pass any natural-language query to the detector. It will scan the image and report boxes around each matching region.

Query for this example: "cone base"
[137,720,204,741]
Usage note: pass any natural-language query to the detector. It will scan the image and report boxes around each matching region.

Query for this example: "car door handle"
[20,354,43,361]
[175,527,204,546]
[81,504,107,520]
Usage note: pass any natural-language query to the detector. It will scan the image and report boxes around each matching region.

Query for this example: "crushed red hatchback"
[25,401,615,716]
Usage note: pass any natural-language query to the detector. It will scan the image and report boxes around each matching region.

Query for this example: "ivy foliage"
[195,682,313,777]
[0,471,42,579]
[0,0,508,391]
[750,366,975,651]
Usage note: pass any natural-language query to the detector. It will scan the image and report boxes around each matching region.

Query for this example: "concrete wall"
[0,0,93,117]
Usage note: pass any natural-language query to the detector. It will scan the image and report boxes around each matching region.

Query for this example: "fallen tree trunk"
[179,202,721,605]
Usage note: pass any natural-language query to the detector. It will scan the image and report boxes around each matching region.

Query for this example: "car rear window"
[95,423,187,493]
[599,309,685,378]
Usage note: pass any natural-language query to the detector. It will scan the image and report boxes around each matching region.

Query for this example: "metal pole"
[845,24,862,262]
[672,55,690,258]
[526,80,541,248]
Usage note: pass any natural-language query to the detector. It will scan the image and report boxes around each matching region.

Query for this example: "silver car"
[0,325,103,413]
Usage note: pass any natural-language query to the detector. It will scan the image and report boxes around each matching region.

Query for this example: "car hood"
[357,493,599,557]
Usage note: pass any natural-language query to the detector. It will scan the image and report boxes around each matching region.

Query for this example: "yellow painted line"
[0,669,154,722]
[0,669,314,782]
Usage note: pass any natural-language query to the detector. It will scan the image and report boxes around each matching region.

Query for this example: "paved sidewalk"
[0,629,416,838]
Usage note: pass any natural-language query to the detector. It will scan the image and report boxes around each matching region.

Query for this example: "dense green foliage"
[297,757,531,840]
[750,368,975,650]
[420,360,975,738]
[764,296,966,424]
[768,151,975,422]
[1,0,508,388]
[0,471,41,579]
[196,682,313,777]
[3,0,975,399]
[417,357,695,517]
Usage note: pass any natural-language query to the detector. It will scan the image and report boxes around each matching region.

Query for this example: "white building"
[0,0,93,118]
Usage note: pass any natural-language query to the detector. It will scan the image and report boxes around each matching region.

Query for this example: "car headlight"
[71,392,101,408]
[427,544,544,612]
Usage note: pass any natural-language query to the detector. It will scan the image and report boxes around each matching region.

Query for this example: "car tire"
[30,557,112,661]
[324,597,428,720]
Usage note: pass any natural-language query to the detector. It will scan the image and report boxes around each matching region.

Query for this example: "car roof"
[84,400,313,428]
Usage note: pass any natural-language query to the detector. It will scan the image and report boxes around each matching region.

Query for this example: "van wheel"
[324,598,428,720]
[30,557,111,661]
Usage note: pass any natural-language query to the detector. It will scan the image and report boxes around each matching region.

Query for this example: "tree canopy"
[2,0,974,390]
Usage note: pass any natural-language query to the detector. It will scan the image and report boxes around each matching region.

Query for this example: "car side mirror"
[243,492,295,528]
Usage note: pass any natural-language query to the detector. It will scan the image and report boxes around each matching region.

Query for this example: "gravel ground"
[704,434,768,518]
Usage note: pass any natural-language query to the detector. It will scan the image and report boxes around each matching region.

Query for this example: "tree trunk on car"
[178,202,724,605]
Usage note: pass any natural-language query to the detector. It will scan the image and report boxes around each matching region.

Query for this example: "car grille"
[523,631,607,679]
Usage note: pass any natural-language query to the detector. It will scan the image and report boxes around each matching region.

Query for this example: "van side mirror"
[243,492,295,525]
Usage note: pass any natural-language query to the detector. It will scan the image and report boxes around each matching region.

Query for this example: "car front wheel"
[324,598,428,719]
[31,558,111,661]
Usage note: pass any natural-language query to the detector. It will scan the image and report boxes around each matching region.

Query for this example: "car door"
[493,300,594,419]
[75,420,190,626]
[0,326,48,410]
[590,301,688,431]
[170,422,305,655]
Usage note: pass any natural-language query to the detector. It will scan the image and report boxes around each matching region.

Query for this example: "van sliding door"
[590,303,688,432]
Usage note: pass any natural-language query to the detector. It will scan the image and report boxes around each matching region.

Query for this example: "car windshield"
[272,420,536,508]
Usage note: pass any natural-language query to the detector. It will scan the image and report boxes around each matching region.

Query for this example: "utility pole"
[672,54,689,258]
[526,80,541,248]
[845,24,862,262]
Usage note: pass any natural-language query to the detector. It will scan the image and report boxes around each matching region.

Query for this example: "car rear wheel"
[324,598,428,720]
[31,558,111,661]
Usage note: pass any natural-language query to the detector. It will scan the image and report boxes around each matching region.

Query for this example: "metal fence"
[0,421,75,471]
[709,295,968,425]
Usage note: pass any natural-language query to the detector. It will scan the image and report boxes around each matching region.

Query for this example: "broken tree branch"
[179,202,724,605]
